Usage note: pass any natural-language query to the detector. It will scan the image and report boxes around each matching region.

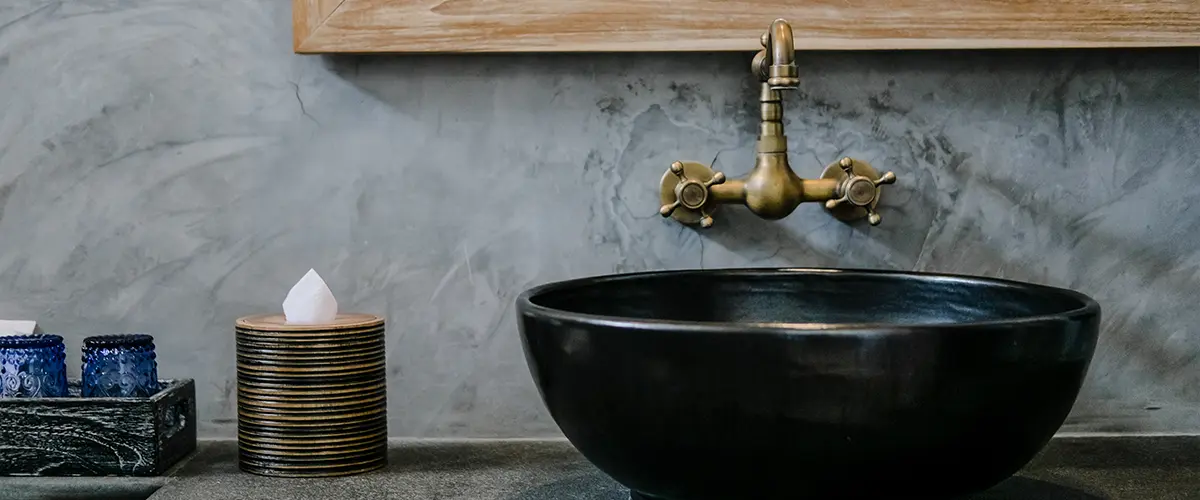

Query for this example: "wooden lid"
[236,313,384,332]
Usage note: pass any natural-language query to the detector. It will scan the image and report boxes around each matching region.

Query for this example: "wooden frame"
[295,0,1200,54]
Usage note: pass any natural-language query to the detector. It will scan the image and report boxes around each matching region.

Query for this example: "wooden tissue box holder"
[0,378,196,476]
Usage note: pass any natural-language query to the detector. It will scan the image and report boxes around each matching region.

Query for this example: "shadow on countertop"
[506,473,1104,500]
[972,477,1104,500]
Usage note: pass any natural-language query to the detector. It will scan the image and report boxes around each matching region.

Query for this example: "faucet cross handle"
[821,157,897,226]
[660,161,726,228]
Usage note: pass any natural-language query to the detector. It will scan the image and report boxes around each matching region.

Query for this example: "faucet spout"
[766,19,799,89]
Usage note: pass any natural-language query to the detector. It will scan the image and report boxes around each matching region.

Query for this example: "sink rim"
[517,267,1100,333]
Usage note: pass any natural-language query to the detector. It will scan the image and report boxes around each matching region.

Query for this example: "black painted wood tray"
[0,378,196,476]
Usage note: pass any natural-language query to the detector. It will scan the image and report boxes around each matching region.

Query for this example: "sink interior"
[529,269,1091,326]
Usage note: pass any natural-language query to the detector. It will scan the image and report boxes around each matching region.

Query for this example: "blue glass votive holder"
[82,334,160,398]
[0,334,69,398]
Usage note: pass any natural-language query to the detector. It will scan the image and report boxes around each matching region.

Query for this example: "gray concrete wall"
[0,0,1197,437]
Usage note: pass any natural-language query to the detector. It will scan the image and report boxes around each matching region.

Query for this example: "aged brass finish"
[659,19,897,228]
[660,161,724,227]
[820,157,896,225]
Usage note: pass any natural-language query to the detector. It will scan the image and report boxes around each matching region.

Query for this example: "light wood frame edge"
[294,0,350,53]
[293,0,1200,54]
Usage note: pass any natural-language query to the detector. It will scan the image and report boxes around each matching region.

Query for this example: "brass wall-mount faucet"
[659,19,897,228]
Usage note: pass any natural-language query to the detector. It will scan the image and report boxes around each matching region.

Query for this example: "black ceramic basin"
[516,268,1100,500]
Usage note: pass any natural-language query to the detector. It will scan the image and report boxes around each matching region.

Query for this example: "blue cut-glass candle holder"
[82,334,160,398]
[0,334,69,398]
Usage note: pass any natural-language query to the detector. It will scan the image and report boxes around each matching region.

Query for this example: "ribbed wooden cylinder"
[235,313,387,477]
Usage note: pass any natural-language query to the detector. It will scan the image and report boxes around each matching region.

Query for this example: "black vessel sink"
[516,268,1100,500]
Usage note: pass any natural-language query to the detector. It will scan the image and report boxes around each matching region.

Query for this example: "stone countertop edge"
[2,435,1199,500]
[0,438,200,500]
[154,435,1200,500]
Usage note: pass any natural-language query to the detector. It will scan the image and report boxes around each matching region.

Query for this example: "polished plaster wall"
[0,0,1197,437]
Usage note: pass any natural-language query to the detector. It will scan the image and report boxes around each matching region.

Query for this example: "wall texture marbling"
[0,1,1197,437]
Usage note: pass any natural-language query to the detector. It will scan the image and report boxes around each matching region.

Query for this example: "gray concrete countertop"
[153,436,1200,500]
[4,436,1200,499]
[154,439,616,500]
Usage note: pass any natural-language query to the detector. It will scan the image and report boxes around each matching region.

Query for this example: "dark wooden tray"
[0,378,196,476]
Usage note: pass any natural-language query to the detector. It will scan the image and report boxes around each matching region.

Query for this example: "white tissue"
[282,269,339,324]
[0,320,40,335]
